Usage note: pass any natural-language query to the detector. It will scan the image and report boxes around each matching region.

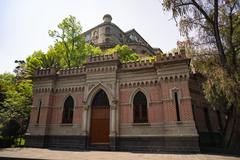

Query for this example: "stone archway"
[89,89,110,144]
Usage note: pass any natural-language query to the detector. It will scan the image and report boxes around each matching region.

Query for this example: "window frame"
[133,91,148,123]
[62,96,74,124]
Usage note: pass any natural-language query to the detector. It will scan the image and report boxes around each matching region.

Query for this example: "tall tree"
[162,0,240,66]
[48,15,86,68]
[0,73,32,146]
[162,0,240,149]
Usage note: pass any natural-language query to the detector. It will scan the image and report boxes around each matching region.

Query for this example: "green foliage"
[84,44,103,56]
[0,73,32,147]
[106,45,140,62]
[193,54,240,112]
[23,16,147,77]
[162,0,240,112]
[48,15,86,68]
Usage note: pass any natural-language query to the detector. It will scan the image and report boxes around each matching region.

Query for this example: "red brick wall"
[119,80,194,124]
[30,92,84,125]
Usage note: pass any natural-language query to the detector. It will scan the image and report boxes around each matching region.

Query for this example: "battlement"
[35,67,57,77]
[156,49,188,63]
[121,59,155,70]
[34,50,189,77]
[58,66,86,77]
[87,53,119,63]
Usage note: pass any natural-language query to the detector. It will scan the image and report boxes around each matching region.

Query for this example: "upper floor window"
[85,33,91,41]
[105,27,111,34]
[62,96,74,123]
[93,31,98,39]
[133,91,148,123]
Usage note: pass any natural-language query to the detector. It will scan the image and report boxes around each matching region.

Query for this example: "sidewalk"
[0,148,239,160]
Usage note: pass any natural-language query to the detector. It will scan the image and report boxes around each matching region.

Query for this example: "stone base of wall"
[117,136,200,152]
[25,135,46,148]
[25,135,87,150]
[25,135,199,152]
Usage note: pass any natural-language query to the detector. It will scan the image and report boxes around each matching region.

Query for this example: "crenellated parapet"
[34,50,190,78]
[35,67,57,77]
[87,53,119,63]
[155,49,189,65]
[121,59,155,70]
[155,49,190,82]
[58,66,86,77]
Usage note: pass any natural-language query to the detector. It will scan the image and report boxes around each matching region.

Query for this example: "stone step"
[88,144,110,151]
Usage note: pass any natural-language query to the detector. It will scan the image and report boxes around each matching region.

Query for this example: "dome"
[103,14,112,23]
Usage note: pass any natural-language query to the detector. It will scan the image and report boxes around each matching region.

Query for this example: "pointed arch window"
[92,89,109,106]
[62,96,74,123]
[133,91,148,123]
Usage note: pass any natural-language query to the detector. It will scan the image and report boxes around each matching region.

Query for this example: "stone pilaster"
[109,103,117,150]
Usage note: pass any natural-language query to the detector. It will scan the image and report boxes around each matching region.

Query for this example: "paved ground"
[0,148,239,160]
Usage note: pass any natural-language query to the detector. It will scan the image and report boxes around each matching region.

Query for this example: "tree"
[162,0,240,149]
[0,73,32,147]
[48,15,86,68]
[106,45,140,62]
[163,0,240,66]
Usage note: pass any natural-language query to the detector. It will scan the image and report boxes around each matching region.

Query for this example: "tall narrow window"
[105,27,110,34]
[62,96,74,123]
[174,91,181,121]
[36,100,42,124]
[133,91,148,123]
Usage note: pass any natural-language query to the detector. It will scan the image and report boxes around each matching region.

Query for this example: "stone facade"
[82,14,161,56]
[25,50,205,152]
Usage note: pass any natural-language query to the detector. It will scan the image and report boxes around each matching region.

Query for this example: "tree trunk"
[223,105,233,147]
[227,106,237,148]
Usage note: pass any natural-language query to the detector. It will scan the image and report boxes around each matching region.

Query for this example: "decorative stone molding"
[120,80,159,88]
[54,86,84,93]
[159,74,189,82]
[34,86,84,94]
[33,87,54,93]
[83,105,89,110]
[58,67,86,77]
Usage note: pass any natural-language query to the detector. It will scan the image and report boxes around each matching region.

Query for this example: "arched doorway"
[90,89,110,144]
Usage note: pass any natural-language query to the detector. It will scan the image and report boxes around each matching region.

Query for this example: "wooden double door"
[90,106,110,144]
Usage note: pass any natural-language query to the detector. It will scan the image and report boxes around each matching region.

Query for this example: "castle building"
[82,14,162,56]
[25,15,224,152]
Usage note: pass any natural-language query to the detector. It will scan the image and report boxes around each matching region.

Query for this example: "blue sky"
[0,0,183,73]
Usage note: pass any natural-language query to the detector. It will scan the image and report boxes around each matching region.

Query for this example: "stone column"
[82,105,89,135]
[81,104,89,149]
[109,101,117,151]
